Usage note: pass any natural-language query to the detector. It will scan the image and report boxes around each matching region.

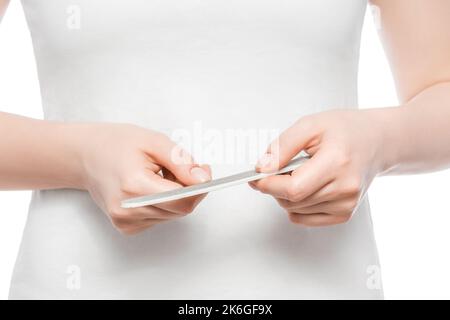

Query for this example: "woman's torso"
[9,0,382,299]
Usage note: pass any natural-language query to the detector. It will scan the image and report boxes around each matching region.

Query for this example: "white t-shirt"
[9,0,382,299]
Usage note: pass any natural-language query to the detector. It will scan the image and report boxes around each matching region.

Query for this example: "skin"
[0,114,212,235]
[251,0,450,227]
[0,0,211,235]
[1,0,450,232]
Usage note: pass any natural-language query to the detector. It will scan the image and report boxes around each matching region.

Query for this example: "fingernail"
[190,167,210,183]
[257,153,274,169]
[248,181,258,190]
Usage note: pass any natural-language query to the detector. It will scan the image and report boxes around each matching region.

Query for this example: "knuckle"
[180,207,194,215]
[120,181,135,194]
[254,180,268,193]
[178,199,198,215]
[332,213,352,225]
[277,198,291,209]
[345,178,362,196]
[334,149,351,168]
[109,208,131,223]
[339,214,352,224]
[328,186,339,197]
[110,218,131,234]
[288,212,302,224]
[286,183,302,202]
[111,218,127,230]
[119,175,142,194]
[346,198,359,211]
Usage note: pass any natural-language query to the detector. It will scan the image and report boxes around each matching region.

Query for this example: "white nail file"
[121,156,310,208]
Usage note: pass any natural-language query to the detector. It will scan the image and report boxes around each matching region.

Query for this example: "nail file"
[121,156,310,208]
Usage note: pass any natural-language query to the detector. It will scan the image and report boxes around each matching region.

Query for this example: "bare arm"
[0,113,86,190]
[0,0,210,233]
[0,113,211,234]
[371,0,450,174]
[252,0,450,227]
[1,1,81,190]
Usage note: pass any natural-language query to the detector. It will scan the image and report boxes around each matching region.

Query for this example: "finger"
[121,171,207,215]
[139,172,208,214]
[153,164,211,214]
[288,212,350,227]
[251,174,293,199]
[120,169,183,196]
[121,219,165,235]
[283,197,357,215]
[275,181,338,209]
[126,205,186,220]
[145,172,208,214]
[145,136,211,185]
[154,192,208,215]
[252,150,334,201]
[287,150,336,201]
[163,164,212,184]
[199,164,212,177]
[111,213,164,231]
[256,117,319,172]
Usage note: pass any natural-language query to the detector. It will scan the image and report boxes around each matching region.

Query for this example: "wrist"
[55,122,95,190]
[366,107,406,176]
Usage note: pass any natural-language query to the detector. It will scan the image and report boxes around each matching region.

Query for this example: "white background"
[1,1,450,299]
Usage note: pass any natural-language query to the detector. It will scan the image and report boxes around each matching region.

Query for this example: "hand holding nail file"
[121,155,310,208]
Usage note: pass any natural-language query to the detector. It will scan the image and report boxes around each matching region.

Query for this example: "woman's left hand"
[249,109,389,227]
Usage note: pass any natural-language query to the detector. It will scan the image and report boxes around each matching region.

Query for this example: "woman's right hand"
[76,123,211,235]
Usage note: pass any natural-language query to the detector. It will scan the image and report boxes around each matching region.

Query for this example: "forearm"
[376,82,450,175]
[0,112,86,190]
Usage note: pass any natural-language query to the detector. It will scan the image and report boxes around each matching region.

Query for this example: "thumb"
[256,118,318,173]
[147,136,211,186]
